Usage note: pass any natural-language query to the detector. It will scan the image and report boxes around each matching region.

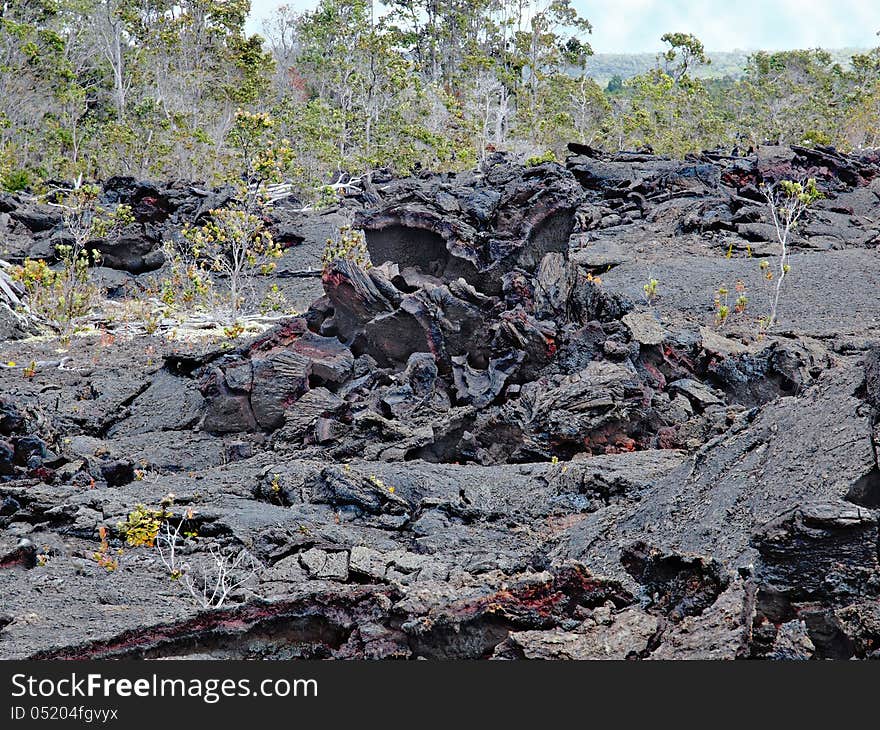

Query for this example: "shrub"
[801,129,833,147]
[180,207,282,320]
[154,510,258,609]
[93,526,120,572]
[2,168,30,192]
[118,503,166,548]
[117,494,176,548]
[13,252,99,330]
[115,494,256,608]
[11,185,132,333]
[525,150,557,166]
[260,283,288,314]
[156,239,214,314]
[322,226,371,270]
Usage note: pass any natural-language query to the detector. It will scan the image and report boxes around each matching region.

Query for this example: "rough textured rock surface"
[1,144,880,659]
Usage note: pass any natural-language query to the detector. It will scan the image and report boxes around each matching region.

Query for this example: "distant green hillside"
[586,48,868,86]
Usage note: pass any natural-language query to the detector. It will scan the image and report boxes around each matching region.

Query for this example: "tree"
[290,0,444,179]
[614,33,724,155]
[262,3,305,99]
[106,0,274,179]
[843,43,880,149]
[520,71,609,157]
[605,74,623,93]
[89,0,131,123]
[660,32,709,82]
[181,207,282,320]
[735,49,849,148]
[759,178,822,330]
[0,1,78,177]
[518,0,593,114]
[3,0,879,196]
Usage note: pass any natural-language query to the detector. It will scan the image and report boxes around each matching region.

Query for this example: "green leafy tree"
[0,1,80,177]
[660,32,709,82]
[735,49,850,148]
[288,0,446,180]
[605,74,623,93]
[614,33,725,155]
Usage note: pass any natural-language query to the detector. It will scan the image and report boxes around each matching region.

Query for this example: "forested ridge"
[586,47,863,85]
[3,0,880,199]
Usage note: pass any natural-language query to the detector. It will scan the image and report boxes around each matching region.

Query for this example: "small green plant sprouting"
[260,283,288,314]
[93,525,120,572]
[367,473,395,494]
[143,310,161,335]
[643,277,659,304]
[713,280,748,327]
[223,322,245,339]
[265,473,286,505]
[322,226,371,271]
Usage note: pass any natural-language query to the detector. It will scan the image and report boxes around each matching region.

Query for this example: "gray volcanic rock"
[599,250,880,338]
[356,156,585,294]
[2,144,880,660]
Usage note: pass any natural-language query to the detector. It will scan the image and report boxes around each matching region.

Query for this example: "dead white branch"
[155,519,259,609]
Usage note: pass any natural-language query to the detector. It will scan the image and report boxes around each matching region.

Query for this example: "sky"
[246,0,880,53]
